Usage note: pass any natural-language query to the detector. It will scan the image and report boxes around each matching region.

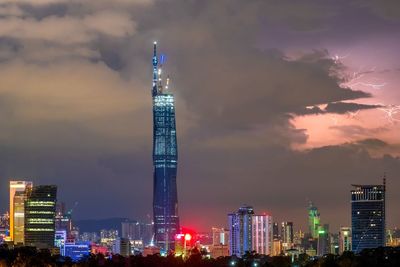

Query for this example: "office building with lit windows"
[24,185,57,248]
[351,180,385,253]
[152,42,180,251]
[339,227,352,253]
[229,206,273,257]
[212,227,229,246]
[211,227,230,257]
[252,214,273,255]
[317,224,330,256]
[9,180,33,243]
[13,191,29,245]
[228,206,254,257]
[281,221,294,251]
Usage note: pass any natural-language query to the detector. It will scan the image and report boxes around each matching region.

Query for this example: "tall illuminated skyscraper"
[228,206,254,257]
[151,42,179,251]
[308,202,320,239]
[24,185,57,248]
[9,180,33,243]
[351,178,385,253]
[252,214,273,255]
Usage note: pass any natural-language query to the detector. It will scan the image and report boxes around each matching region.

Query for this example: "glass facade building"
[228,206,254,257]
[9,180,33,243]
[351,182,385,253]
[152,42,180,251]
[24,185,57,248]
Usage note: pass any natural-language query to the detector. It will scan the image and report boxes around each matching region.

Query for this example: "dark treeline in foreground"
[1,246,400,267]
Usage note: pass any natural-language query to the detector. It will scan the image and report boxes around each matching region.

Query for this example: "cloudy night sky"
[0,0,399,232]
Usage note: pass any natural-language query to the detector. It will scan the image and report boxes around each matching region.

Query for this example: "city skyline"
[0,0,399,234]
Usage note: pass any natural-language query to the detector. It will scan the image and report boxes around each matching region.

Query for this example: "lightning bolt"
[329,52,387,91]
[377,104,400,124]
[347,110,360,119]
[347,82,387,90]
[331,52,350,64]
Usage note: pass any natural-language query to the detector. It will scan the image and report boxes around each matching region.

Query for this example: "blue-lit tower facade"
[351,178,386,253]
[228,205,254,257]
[152,42,179,252]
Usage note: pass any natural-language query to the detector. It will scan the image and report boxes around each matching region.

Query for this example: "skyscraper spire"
[152,41,158,96]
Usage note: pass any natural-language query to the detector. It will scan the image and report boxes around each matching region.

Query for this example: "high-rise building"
[55,202,72,235]
[24,185,57,248]
[281,222,294,246]
[228,206,273,257]
[339,227,351,254]
[100,229,119,248]
[212,227,229,246]
[121,220,141,240]
[211,227,230,258]
[55,230,67,255]
[141,222,154,246]
[13,191,29,244]
[252,214,273,255]
[317,224,330,256]
[351,179,386,253]
[9,180,33,242]
[273,222,280,240]
[329,233,339,255]
[112,237,131,257]
[308,202,320,239]
[293,230,304,252]
[228,205,254,257]
[152,42,180,251]
[272,239,282,256]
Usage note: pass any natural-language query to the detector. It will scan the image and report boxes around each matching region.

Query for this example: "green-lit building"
[24,185,57,248]
[308,202,320,239]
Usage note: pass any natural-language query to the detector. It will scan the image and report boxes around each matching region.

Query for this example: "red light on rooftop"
[184,233,192,241]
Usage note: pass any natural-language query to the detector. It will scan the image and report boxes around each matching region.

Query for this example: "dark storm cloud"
[0,0,399,231]
[351,0,400,20]
[330,125,389,140]
[356,139,388,148]
[325,102,381,114]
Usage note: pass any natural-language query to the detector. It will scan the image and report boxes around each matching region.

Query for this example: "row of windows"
[27,218,54,224]
[26,228,54,232]
[26,201,55,207]
[27,211,54,214]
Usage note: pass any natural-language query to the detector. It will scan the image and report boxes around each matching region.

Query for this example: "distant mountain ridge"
[75,217,137,234]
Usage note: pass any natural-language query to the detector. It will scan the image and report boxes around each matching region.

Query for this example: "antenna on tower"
[166,75,170,90]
